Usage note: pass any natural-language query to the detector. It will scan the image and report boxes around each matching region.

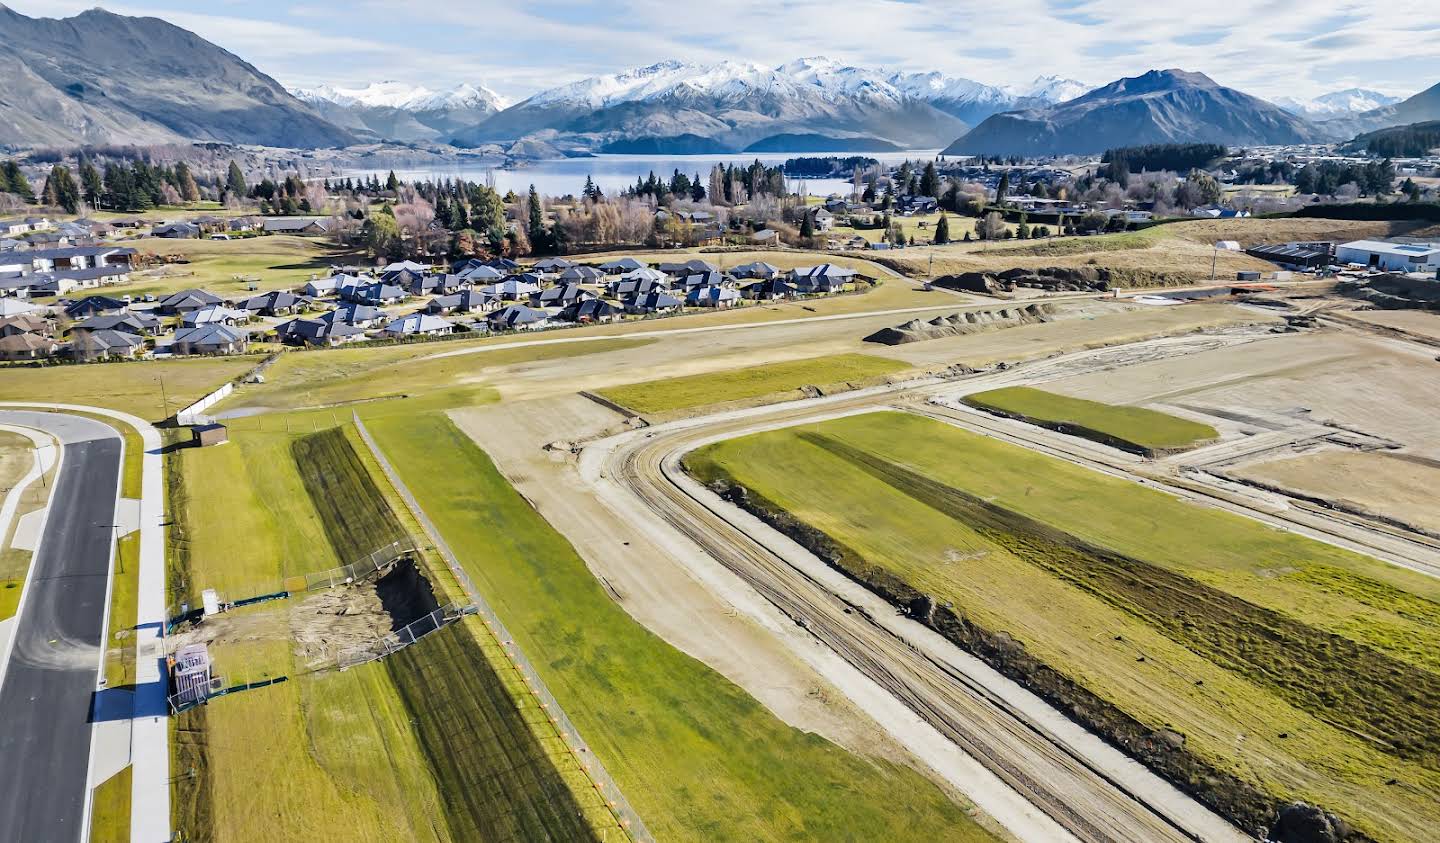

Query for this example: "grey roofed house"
[482,276,541,300]
[323,303,386,326]
[484,257,520,272]
[64,294,129,318]
[381,260,430,274]
[0,313,49,336]
[743,278,797,300]
[791,263,858,293]
[732,261,782,279]
[656,259,719,276]
[532,257,574,272]
[487,303,550,330]
[21,245,137,272]
[558,265,606,283]
[611,267,668,287]
[151,222,201,239]
[382,313,455,337]
[72,312,159,335]
[678,270,728,290]
[598,257,645,274]
[456,264,503,282]
[32,266,132,292]
[345,282,407,305]
[379,267,425,287]
[302,277,341,297]
[624,290,683,314]
[562,298,621,323]
[275,316,368,346]
[68,329,145,360]
[427,289,496,314]
[236,290,309,315]
[611,276,666,298]
[262,217,333,235]
[171,323,248,355]
[181,305,251,328]
[535,282,591,307]
[159,288,224,315]
[0,331,59,360]
[686,285,740,307]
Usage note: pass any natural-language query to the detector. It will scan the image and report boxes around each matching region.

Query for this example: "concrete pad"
[10,509,45,552]
[88,717,132,787]
[113,498,142,537]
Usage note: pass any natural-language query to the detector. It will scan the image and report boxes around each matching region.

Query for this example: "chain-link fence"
[353,412,653,843]
[336,602,477,669]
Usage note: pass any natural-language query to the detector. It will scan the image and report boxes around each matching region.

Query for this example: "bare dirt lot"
[1234,450,1440,537]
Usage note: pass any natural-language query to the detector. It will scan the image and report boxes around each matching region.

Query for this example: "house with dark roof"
[486,304,552,331]
[324,303,387,327]
[72,313,160,335]
[534,282,592,308]
[678,270,729,290]
[791,264,858,293]
[426,289,497,315]
[181,305,251,329]
[456,264,504,283]
[67,329,145,361]
[275,317,368,347]
[624,290,683,315]
[532,257,574,272]
[657,259,719,276]
[382,313,455,338]
[344,282,407,306]
[262,217,333,236]
[171,324,248,355]
[686,285,740,308]
[558,265,605,283]
[598,258,645,274]
[743,278,798,300]
[159,289,224,315]
[64,295,129,319]
[561,298,621,324]
[152,222,201,239]
[237,290,311,316]
[732,261,782,280]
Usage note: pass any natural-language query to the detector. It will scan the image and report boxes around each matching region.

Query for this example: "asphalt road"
[0,412,122,843]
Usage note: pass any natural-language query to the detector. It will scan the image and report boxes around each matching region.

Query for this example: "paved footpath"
[0,404,170,843]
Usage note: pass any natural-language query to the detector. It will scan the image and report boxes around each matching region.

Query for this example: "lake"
[348,150,943,198]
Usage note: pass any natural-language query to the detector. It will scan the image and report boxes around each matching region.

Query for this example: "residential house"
[486,304,551,331]
[677,270,728,290]
[532,257,574,272]
[33,265,131,293]
[18,246,136,274]
[732,261,782,279]
[896,196,938,214]
[483,257,521,272]
[68,329,145,361]
[534,282,591,308]
[749,229,780,246]
[0,313,50,337]
[743,278,797,300]
[0,298,39,317]
[72,313,160,335]
[686,285,740,308]
[561,298,621,324]
[275,317,368,347]
[455,264,504,283]
[228,217,261,233]
[0,332,59,361]
[624,290,683,315]
[181,305,251,329]
[598,258,646,274]
[344,282,407,306]
[657,259,719,277]
[0,277,37,299]
[171,324,248,355]
[379,267,425,288]
[558,265,605,284]
[808,207,835,231]
[159,289,224,315]
[426,289,496,315]
[482,276,541,301]
[151,222,201,239]
[791,264,857,293]
[611,275,668,299]
[237,290,310,317]
[64,295,129,319]
[262,217,333,236]
[381,260,430,275]
[382,313,455,338]
[324,303,387,328]
[0,219,33,236]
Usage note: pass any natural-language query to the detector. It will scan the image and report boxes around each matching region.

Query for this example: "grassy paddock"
[684,411,1440,842]
[125,235,356,299]
[595,353,910,415]
[363,409,993,842]
[0,357,255,421]
[962,386,1218,454]
[88,765,132,843]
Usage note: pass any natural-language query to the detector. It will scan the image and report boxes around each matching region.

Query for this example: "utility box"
[192,423,228,447]
[202,588,221,617]
[171,643,213,708]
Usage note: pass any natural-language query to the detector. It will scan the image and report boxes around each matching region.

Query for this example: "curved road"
[0,411,122,843]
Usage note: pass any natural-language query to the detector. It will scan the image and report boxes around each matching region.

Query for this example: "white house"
[1335,240,1440,273]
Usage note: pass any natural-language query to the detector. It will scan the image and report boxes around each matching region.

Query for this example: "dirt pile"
[1337,273,1440,311]
[936,266,1113,295]
[864,303,1057,345]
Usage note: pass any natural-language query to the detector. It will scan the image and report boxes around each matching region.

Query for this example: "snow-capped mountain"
[1015,76,1092,106]
[1275,88,1401,119]
[456,57,1088,152]
[293,81,507,143]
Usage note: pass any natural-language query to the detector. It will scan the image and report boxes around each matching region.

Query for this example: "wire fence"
[336,602,477,669]
[353,412,653,843]
[165,538,420,628]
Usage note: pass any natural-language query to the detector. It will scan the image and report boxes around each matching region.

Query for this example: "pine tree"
[527,184,547,253]
[385,170,400,192]
[1016,213,1030,240]
[920,161,940,198]
[996,172,1010,206]
[933,213,950,244]
[225,160,247,198]
[42,165,81,214]
[0,162,10,194]
[3,161,32,200]
[800,211,814,240]
[80,161,103,208]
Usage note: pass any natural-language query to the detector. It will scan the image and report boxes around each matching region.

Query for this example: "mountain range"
[0,7,1432,159]
[946,70,1321,156]
[0,5,353,149]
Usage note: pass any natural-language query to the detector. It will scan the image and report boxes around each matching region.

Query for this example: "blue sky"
[9,0,1437,102]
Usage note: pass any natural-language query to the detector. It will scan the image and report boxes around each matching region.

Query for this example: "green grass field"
[363,409,995,842]
[0,357,255,421]
[962,386,1219,453]
[124,235,356,299]
[685,411,1440,843]
[222,338,654,415]
[88,765,131,843]
[595,353,910,415]
[103,533,140,689]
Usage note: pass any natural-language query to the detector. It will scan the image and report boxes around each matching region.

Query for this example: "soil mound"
[1337,273,1440,310]
[865,303,1058,345]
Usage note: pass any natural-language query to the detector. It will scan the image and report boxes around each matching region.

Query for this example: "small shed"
[192,423,228,447]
